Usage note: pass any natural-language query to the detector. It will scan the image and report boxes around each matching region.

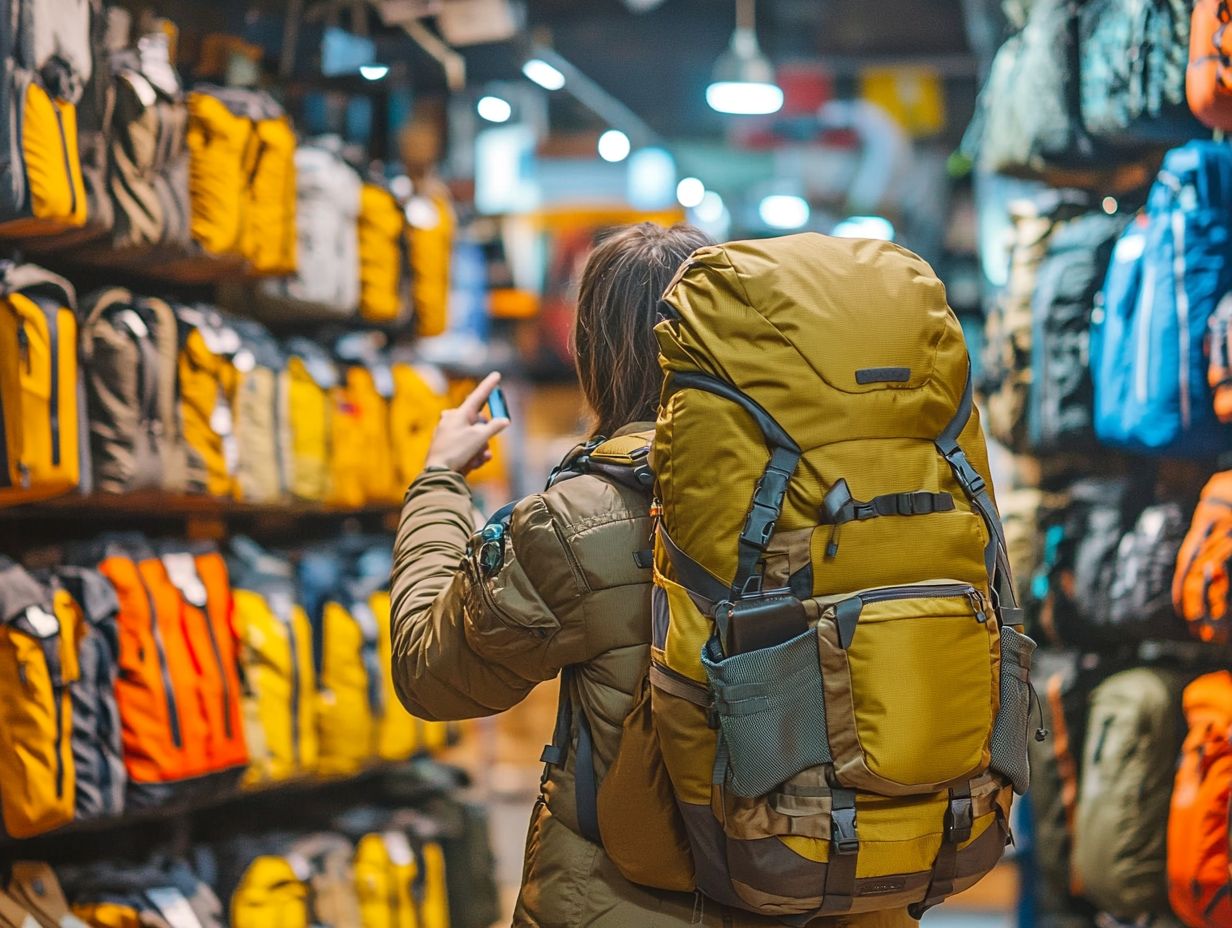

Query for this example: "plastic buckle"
[831,807,859,855]
[852,502,877,521]
[946,449,986,495]
[945,796,974,845]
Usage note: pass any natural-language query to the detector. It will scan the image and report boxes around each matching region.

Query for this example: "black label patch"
[861,877,908,896]
[855,367,911,384]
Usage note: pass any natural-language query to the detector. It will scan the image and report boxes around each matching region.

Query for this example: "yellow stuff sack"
[405,186,454,337]
[355,832,419,928]
[174,304,240,497]
[316,592,380,775]
[229,536,318,786]
[0,70,88,236]
[389,363,447,493]
[186,87,253,256]
[241,102,297,276]
[359,183,408,324]
[0,558,79,838]
[282,338,336,502]
[0,263,80,506]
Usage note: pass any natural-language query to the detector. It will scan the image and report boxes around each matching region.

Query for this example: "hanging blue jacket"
[1092,141,1232,457]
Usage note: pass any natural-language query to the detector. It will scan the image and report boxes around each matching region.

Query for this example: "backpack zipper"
[1135,259,1157,406]
[53,674,65,798]
[140,570,183,749]
[41,300,59,467]
[853,583,987,622]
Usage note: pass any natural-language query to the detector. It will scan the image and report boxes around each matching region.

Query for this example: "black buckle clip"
[945,796,974,845]
[945,449,986,496]
[831,807,859,855]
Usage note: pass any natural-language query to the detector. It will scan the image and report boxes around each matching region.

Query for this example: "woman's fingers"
[459,372,502,420]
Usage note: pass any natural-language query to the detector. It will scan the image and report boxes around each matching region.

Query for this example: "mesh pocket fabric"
[990,625,1036,794]
[701,629,832,798]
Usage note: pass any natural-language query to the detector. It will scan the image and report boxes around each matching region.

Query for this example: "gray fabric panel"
[989,626,1035,794]
[701,629,831,797]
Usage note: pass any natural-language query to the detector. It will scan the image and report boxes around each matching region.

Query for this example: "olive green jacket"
[390,436,914,928]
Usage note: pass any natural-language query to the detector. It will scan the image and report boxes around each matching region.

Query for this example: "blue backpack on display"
[1091,141,1232,457]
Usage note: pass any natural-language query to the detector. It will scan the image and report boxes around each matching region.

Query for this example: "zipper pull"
[17,323,29,371]
[967,590,988,623]
[826,523,841,559]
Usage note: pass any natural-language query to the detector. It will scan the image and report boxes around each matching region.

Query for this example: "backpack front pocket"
[818,582,999,796]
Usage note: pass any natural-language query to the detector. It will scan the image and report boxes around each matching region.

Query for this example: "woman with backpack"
[389,222,914,927]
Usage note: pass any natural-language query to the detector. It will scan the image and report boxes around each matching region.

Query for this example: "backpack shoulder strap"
[546,431,655,494]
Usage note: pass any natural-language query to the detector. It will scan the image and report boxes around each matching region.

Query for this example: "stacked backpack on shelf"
[0,531,454,839]
[0,789,498,928]
[1,260,463,509]
[0,0,456,329]
[969,3,1232,925]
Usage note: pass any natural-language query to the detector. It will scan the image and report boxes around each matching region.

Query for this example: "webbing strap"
[538,667,601,845]
[574,699,601,845]
[821,478,955,525]
[935,367,1020,622]
[658,524,730,610]
[666,372,802,600]
[908,784,972,919]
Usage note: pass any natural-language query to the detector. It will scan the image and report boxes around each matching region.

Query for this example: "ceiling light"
[832,215,894,240]
[706,0,782,115]
[695,191,725,223]
[597,129,631,162]
[759,194,809,229]
[676,177,705,208]
[523,58,565,91]
[359,64,389,81]
[477,95,512,123]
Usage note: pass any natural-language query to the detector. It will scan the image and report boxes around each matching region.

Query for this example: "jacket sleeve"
[389,469,591,721]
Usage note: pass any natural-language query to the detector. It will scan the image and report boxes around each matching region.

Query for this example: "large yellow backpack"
[0,263,80,506]
[316,586,381,775]
[0,559,79,838]
[358,183,409,324]
[548,234,1030,919]
[228,537,318,786]
[282,338,336,503]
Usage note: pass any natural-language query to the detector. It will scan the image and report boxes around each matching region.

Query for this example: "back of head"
[574,222,712,438]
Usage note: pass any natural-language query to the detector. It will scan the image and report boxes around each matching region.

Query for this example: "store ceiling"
[463,0,978,139]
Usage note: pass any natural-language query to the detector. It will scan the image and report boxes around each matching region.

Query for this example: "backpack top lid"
[657,233,971,451]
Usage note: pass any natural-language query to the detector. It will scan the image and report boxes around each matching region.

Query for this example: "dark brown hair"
[573,222,712,438]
